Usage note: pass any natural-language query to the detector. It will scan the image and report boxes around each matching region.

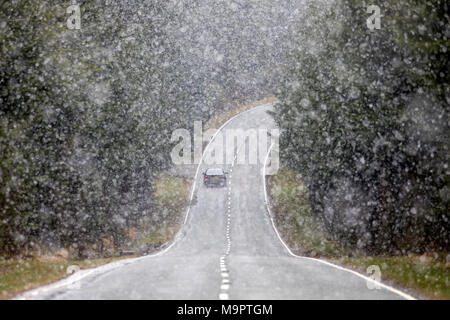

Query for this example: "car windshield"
[205,169,224,176]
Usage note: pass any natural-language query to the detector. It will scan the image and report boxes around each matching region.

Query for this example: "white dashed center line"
[219,293,229,300]
[218,138,248,300]
[219,150,240,300]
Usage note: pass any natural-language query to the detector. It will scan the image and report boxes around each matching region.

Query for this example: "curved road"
[18,103,410,300]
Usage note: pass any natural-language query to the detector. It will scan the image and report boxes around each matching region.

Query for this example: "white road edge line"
[262,143,416,301]
[16,103,273,300]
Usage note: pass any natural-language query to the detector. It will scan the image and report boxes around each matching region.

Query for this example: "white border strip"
[15,102,274,300]
[262,143,416,301]
[14,254,153,300]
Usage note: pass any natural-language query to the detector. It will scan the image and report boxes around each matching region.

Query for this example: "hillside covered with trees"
[273,0,449,254]
[0,0,302,258]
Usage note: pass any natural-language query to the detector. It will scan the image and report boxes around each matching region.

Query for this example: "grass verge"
[0,255,137,299]
[334,255,449,300]
[267,166,450,299]
[0,173,191,300]
[129,173,191,251]
[268,167,347,257]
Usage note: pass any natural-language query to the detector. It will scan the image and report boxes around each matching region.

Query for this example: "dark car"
[203,168,228,188]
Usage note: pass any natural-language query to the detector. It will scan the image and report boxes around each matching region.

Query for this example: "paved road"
[19,103,409,300]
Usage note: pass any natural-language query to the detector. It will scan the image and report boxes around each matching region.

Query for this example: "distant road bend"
[18,103,414,300]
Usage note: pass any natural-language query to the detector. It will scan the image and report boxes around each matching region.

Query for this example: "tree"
[273,0,449,254]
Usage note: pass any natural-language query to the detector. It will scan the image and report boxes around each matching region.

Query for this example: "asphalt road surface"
[18,103,412,300]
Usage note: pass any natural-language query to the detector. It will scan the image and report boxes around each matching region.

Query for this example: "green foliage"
[268,167,346,257]
[0,0,295,257]
[0,0,197,257]
[337,254,450,300]
[273,0,449,254]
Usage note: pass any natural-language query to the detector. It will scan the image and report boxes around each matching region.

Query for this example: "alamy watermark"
[367,5,381,30]
[67,3,81,30]
[366,265,382,290]
[170,121,279,175]
[66,265,81,290]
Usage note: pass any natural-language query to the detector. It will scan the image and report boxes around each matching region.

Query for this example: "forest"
[0,0,300,257]
[1,0,448,258]
[273,0,449,254]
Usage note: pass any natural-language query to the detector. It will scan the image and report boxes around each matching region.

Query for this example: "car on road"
[203,168,228,188]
